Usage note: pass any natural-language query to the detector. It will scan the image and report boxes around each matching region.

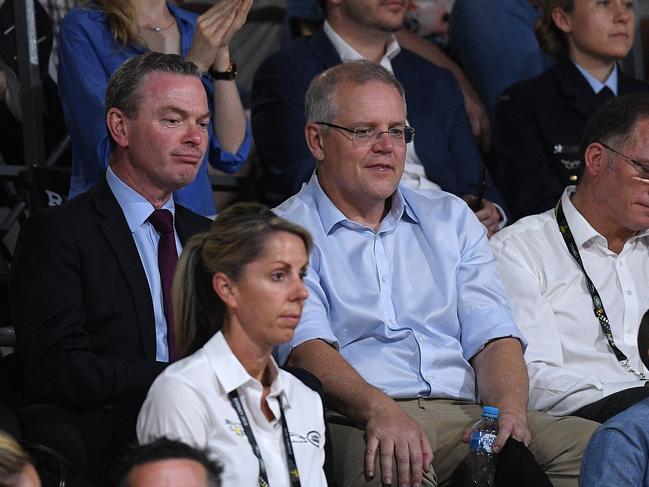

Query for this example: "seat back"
[22,165,70,213]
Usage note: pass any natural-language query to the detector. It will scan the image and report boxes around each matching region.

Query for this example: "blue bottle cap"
[482,405,499,418]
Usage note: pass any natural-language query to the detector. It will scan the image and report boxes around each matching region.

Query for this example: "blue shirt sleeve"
[58,8,115,197]
[449,0,552,117]
[580,425,648,487]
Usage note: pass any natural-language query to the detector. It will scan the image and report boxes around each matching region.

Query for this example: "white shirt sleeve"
[136,374,212,448]
[493,239,606,415]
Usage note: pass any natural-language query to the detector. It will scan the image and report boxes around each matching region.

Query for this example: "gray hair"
[305,60,407,123]
[105,52,201,149]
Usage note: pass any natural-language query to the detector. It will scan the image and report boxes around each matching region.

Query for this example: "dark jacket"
[252,29,507,213]
[10,178,210,482]
[494,57,649,221]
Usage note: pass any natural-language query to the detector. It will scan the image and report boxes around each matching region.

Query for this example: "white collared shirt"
[491,187,649,415]
[137,332,327,486]
[323,20,440,191]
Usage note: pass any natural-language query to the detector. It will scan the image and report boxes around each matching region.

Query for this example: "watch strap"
[208,60,237,80]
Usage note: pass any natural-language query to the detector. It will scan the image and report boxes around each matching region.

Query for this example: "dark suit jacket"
[9,178,210,481]
[494,57,649,221]
[252,29,507,213]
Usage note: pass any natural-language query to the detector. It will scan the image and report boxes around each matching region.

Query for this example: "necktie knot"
[148,209,174,235]
[597,86,614,104]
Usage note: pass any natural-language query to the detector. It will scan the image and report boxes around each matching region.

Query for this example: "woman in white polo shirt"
[136,202,327,486]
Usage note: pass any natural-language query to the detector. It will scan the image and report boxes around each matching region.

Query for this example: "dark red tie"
[148,209,178,362]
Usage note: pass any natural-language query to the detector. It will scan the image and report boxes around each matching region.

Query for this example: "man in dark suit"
[252,0,508,236]
[10,52,212,484]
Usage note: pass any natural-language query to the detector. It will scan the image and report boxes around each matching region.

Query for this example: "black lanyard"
[555,200,646,380]
[228,390,302,487]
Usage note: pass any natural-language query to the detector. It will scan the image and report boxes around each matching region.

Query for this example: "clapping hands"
[186,0,253,73]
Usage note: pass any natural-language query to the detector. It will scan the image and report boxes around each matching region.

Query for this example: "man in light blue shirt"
[275,60,597,487]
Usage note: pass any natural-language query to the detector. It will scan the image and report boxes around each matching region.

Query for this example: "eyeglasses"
[316,121,415,146]
[599,141,649,176]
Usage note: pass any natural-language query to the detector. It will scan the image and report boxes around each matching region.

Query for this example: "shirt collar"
[561,186,603,247]
[309,174,351,233]
[323,20,401,67]
[574,62,618,96]
[167,2,195,30]
[381,185,419,230]
[205,332,290,406]
[106,166,175,233]
[307,174,417,234]
[561,185,649,247]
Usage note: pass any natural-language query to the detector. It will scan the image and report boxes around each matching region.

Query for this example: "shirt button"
[627,290,633,295]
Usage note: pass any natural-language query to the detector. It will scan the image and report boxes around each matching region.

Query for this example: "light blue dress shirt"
[275,176,525,401]
[106,167,182,362]
[575,62,618,96]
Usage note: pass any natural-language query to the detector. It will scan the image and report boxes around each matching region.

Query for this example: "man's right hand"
[287,339,434,485]
[364,399,434,486]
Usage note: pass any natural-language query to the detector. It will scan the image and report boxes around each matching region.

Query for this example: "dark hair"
[104,52,200,150]
[173,202,313,358]
[578,93,649,178]
[535,0,574,59]
[638,310,649,370]
[117,438,222,487]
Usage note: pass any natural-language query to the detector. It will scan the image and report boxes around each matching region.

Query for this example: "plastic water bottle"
[465,405,499,487]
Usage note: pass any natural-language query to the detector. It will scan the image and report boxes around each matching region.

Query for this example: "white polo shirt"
[137,331,327,486]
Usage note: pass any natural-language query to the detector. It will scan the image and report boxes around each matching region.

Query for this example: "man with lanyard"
[491,92,649,423]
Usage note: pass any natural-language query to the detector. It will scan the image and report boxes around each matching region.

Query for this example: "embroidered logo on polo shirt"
[307,431,321,447]
[288,431,322,447]
[226,419,244,437]
[289,432,307,443]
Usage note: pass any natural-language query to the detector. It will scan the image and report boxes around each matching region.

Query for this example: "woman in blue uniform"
[493,0,648,221]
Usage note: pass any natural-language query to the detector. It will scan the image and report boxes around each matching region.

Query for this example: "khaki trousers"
[329,399,599,487]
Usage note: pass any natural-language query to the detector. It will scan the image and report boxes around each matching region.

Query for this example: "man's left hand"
[462,196,502,237]
[462,407,531,453]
